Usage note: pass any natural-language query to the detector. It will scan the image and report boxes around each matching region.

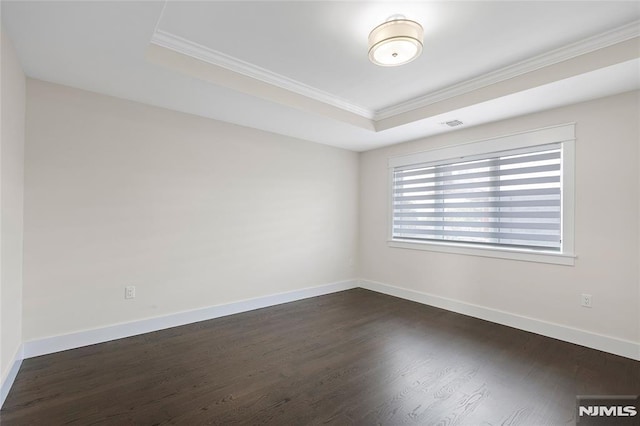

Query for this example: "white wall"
[359,91,640,345]
[23,79,358,341]
[1,29,26,385]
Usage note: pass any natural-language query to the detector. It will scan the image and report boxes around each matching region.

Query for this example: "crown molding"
[150,20,639,127]
[150,30,375,119]
[374,20,640,120]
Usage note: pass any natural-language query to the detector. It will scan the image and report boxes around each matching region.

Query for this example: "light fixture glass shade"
[368,18,423,66]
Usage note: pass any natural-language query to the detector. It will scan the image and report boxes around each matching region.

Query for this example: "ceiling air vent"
[444,120,463,127]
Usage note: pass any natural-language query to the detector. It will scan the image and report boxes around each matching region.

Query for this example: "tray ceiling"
[3,1,640,151]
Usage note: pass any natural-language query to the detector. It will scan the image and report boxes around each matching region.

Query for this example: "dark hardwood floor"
[1,288,638,425]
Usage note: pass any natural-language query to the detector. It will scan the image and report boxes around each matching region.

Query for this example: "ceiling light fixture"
[368,15,424,67]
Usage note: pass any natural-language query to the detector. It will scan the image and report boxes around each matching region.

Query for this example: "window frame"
[387,123,576,266]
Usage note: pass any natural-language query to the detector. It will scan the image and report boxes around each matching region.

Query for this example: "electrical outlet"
[581,293,592,308]
[125,285,136,300]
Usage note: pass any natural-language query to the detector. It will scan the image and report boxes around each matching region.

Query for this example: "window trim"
[387,123,576,266]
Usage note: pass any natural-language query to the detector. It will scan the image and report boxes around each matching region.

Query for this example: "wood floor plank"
[1,289,638,425]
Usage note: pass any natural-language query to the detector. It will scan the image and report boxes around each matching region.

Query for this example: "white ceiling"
[2,1,639,151]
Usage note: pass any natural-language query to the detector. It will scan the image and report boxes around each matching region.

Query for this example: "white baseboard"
[14,277,639,391]
[1,344,24,409]
[359,279,640,361]
[23,279,358,359]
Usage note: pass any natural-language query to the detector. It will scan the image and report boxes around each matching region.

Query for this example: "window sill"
[388,239,576,266]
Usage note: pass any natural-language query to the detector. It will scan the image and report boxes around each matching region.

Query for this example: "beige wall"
[22,79,358,341]
[1,30,26,383]
[15,75,640,352]
[359,90,640,343]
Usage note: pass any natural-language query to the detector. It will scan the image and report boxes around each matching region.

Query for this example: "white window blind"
[392,143,563,251]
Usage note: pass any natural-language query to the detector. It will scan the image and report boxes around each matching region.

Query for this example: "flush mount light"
[368,15,424,66]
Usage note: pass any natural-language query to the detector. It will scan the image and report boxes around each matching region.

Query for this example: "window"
[388,124,575,265]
